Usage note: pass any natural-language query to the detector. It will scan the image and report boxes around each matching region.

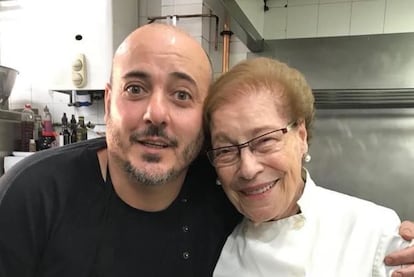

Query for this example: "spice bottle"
[70,114,77,143]
[61,113,71,145]
[20,104,35,152]
[76,116,87,141]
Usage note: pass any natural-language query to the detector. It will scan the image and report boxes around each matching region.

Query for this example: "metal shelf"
[52,89,104,107]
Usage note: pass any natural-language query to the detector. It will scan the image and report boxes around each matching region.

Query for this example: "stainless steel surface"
[307,108,414,220]
[0,65,19,110]
[313,88,414,109]
[0,109,21,176]
[249,32,414,90]
[0,109,21,120]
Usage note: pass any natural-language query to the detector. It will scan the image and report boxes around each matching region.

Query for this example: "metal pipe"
[220,24,233,73]
[148,13,220,50]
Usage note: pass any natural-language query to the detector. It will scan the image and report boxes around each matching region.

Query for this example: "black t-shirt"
[0,138,241,277]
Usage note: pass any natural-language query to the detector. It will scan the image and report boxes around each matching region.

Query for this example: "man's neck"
[97,149,186,212]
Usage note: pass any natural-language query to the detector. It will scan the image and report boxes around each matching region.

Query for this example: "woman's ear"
[297,121,308,154]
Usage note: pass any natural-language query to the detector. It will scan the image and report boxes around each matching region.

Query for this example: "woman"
[203,57,412,276]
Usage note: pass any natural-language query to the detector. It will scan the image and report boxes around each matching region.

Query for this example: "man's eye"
[174,90,192,101]
[126,85,144,95]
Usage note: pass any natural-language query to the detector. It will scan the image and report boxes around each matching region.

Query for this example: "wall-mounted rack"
[52,90,104,107]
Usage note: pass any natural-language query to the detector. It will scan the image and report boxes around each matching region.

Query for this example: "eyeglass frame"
[206,121,298,168]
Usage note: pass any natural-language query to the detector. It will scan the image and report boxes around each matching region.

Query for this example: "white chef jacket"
[214,172,411,277]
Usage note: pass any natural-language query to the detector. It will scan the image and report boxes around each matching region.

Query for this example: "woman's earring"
[216,179,222,186]
[303,153,311,163]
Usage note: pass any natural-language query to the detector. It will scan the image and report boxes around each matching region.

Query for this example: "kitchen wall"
[0,0,249,126]
[237,0,414,40]
[0,0,139,126]
[139,0,250,77]
[1,0,414,126]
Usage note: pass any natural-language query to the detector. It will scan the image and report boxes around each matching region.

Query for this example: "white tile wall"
[350,0,386,35]
[201,6,213,42]
[140,0,161,24]
[236,0,264,37]
[319,0,348,4]
[174,0,203,4]
[209,43,223,76]
[3,0,414,131]
[287,4,318,38]
[267,0,288,8]
[264,7,287,39]
[289,0,319,6]
[262,0,414,40]
[317,2,351,37]
[384,0,414,33]
[161,3,203,15]
[162,0,174,5]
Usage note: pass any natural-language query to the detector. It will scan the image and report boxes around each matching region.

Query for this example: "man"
[0,23,239,277]
[0,23,413,276]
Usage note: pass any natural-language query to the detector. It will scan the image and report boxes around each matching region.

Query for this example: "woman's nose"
[238,148,263,180]
[142,92,170,126]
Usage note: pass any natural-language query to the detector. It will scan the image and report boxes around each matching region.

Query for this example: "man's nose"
[143,92,170,126]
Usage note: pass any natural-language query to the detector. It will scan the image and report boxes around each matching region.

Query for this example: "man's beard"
[106,117,204,187]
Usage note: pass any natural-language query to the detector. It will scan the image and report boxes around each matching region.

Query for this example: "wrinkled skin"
[210,90,307,224]
[386,221,414,277]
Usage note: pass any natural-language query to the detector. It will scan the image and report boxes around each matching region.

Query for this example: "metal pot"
[0,65,19,109]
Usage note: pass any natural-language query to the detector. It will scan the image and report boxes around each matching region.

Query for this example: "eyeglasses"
[207,122,297,168]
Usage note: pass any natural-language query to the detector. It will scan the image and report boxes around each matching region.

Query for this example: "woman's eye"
[216,147,238,158]
[216,148,231,157]
[174,90,192,101]
[258,137,276,144]
[253,137,275,149]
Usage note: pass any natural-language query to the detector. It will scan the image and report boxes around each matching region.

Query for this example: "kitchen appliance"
[0,65,18,110]
[0,65,21,176]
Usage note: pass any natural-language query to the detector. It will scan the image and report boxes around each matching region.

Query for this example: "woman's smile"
[240,179,279,197]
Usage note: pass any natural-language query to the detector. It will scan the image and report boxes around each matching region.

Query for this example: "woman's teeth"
[244,181,276,196]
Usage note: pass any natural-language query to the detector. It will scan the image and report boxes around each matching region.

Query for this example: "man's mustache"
[129,125,178,147]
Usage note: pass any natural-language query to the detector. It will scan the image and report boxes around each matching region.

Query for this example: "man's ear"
[104,83,112,121]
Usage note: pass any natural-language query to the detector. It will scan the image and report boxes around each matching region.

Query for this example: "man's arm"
[384,221,414,277]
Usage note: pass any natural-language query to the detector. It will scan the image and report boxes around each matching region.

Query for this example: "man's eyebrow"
[122,71,196,86]
[123,70,151,81]
[171,71,197,87]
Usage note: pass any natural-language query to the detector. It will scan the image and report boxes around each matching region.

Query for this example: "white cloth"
[214,172,411,277]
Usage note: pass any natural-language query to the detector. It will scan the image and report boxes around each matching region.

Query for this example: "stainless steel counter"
[0,109,22,176]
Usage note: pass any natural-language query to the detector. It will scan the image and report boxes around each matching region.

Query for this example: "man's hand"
[385,221,414,277]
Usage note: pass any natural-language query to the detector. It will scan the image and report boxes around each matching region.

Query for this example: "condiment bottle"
[20,104,35,152]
